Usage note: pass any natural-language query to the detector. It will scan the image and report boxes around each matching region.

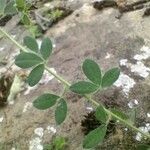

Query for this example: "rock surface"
[0,0,150,149]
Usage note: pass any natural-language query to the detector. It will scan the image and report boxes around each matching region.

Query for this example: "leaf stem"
[0,27,28,52]
[0,27,150,140]
[45,66,70,87]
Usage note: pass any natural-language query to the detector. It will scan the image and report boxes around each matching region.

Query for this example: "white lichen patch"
[47,126,57,134]
[105,52,111,59]
[135,123,150,141]
[23,102,33,113]
[132,46,150,77]
[147,113,150,118]
[86,106,94,112]
[34,128,44,138]
[128,99,139,109]
[29,128,44,150]
[134,46,150,61]
[0,116,4,123]
[130,61,150,78]
[119,45,150,78]
[29,137,43,150]
[124,128,128,131]
[114,73,136,96]
[0,47,5,52]
[120,59,128,66]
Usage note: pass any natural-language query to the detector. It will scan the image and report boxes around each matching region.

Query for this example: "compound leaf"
[102,68,120,88]
[82,59,101,85]
[83,125,107,149]
[24,36,38,52]
[70,81,98,94]
[55,98,67,125]
[40,38,52,60]
[15,52,43,68]
[33,94,59,110]
[27,64,44,86]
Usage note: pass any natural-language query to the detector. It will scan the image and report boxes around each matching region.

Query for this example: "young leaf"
[137,144,150,150]
[83,125,107,149]
[4,1,17,15]
[15,0,25,11]
[102,68,120,88]
[24,36,38,52]
[82,59,101,85]
[33,94,59,110]
[55,98,67,125]
[110,108,128,121]
[40,38,52,60]
[27,64,44,87]
[95,105,108,123]
[70,81,98,94]
[0,0,6,14]
[22,14,31,26]
[15,52,43,68]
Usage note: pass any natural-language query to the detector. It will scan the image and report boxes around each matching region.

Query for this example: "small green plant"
[43,8,63,20]
[0,27,150,149]
[44,136,67,150]
[0,0,30,24]
[0,0,41,37]
[50,9,63,20]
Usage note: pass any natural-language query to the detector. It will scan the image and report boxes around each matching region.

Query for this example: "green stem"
[45,66,70,87]
[0,27,28,52]
[106,109,150,138]
[0,27,150,139]
[0,27,45,62]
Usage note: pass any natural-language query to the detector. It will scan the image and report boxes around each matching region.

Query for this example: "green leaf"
[0,0,6,14]
[137,144,150,150]
[82,59,102,85]
[110,108,128,121]
[102,68,120,88]
[15,0,25,11]
[95,105,108,123]
[15,52,43,68]
[4,1,17,15]
[22,13,30,26]
[33,94,59,110]
[83,125,107,149]
[70,81,98,94]
[27,64,44,87]
[40,38,52,60]
[55,98,67,125]
[53,137,66,150]
[24,36,38,52]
